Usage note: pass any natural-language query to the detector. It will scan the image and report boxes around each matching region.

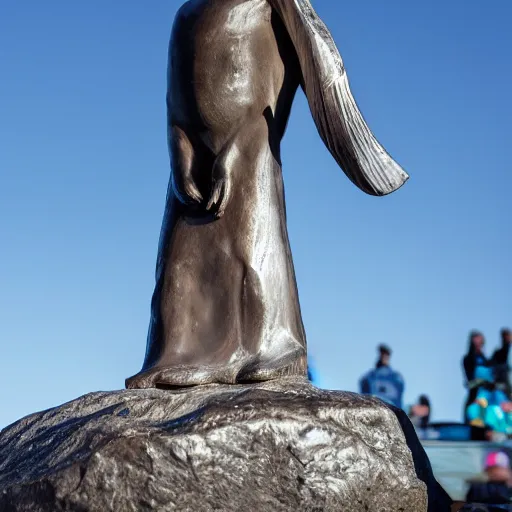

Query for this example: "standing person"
[359,344,405,409]
[466,451,512,504]
[492,328,512,397]
[463,331,491,422]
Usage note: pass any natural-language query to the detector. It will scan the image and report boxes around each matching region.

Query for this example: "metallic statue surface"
[126,0,408,389]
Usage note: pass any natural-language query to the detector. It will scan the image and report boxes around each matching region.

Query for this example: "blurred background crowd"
[309,327,512,505]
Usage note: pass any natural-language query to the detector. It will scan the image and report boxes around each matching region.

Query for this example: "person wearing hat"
[359,344,405,409]
[466,451,512,504]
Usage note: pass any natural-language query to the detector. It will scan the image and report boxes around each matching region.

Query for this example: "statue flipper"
[269,0,409,196]
[169,125,203,205]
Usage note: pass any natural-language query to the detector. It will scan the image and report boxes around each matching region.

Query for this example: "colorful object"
[485,451,510,470]
[474,365,494,383]
[467,387,512,435]
[307,363,320,387]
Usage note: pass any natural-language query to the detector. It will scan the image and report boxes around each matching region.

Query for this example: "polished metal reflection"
[126,0,408,389]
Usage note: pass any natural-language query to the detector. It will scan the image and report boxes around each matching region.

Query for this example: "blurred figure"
[463,331,491,422]
[359,344,404,409]
[307,358,320,387]
[492,328,512,397]
[408,395,431,440]
[466,385,512,437]
[466,451,512,504]
[464,329,512,434]
[409,395,431,429]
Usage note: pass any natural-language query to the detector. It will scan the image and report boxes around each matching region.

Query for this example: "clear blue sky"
[0,0,510,429]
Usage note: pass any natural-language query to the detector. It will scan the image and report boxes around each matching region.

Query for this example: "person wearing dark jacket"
[466,451,512,505]
[463,331,491,422]
[492,328,512,397]
[409,395,431,429]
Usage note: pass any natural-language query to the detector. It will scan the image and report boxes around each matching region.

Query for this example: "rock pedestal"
[0,378,451,511]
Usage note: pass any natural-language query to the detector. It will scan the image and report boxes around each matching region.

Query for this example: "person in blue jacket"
[359,344,405,409]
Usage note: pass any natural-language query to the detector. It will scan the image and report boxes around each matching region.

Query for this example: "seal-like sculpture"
[126,0,408,388]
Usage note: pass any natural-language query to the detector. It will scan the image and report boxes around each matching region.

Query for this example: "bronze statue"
[126,0,408,389]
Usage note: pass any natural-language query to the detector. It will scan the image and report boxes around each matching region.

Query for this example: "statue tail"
[270,0,409,196]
